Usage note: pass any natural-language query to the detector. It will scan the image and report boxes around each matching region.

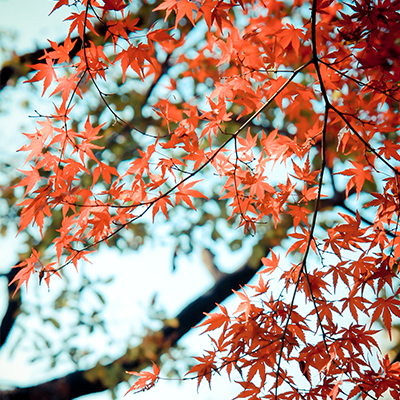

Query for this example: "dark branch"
[0,184,378,400]
[0,264,22,349]
[0,6,167,92]
[0,232,279,400]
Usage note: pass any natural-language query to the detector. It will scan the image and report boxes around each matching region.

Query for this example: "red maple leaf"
[125,363,160,394]
[175,180,208,209]
[24,55,57,96]
[370,296,400,340]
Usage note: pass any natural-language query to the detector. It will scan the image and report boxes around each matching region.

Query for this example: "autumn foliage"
[10,0,400,398]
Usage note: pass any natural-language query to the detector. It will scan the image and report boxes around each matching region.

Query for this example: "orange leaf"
[125,363,160,395]
[24,56,57,96]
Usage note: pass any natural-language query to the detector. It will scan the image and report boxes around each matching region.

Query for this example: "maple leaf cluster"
[11,0,400,398]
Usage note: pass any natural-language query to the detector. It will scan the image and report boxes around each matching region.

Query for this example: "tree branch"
[0,230,281,400]
[0,185,380,399]
[0,5,172,92]
[0,265,22,349]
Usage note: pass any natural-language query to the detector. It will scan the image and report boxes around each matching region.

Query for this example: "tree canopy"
[1,0,400,399]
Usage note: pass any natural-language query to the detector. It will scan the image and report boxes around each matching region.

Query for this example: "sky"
[0,1,249,399]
